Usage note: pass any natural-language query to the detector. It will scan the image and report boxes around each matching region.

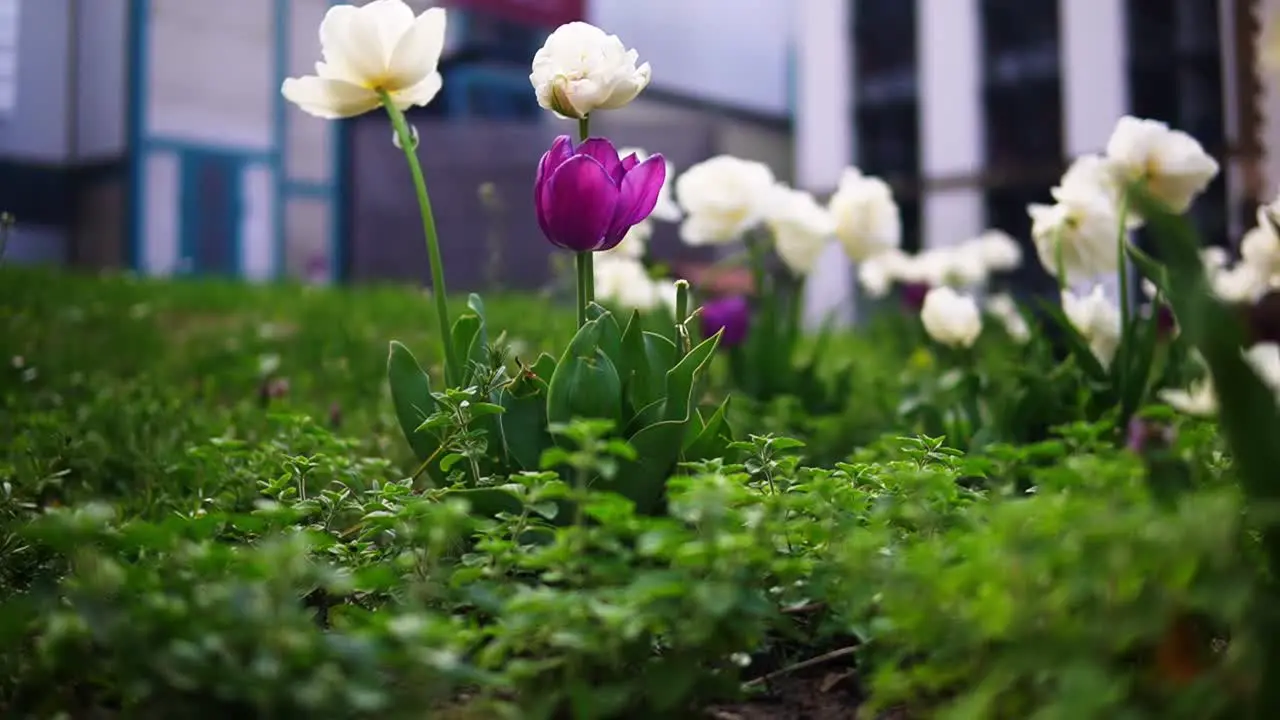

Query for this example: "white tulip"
[1159,379,1219,417]
[922,247,988,289]
[1210,262,1267,305]
[281,1,446,119]
[594,255,663,311]
[828,168,902,261]
[858,250,905,299]
[1105,115,1220,213]
[920,286,983,349]
[765,185,836,276]
[1028,185,1119,284]
[1061,286,1123,368]
[985,293,1031,344]
[675,155,776,245]
[1202,245,1230,273]
[530,22,651,120]
[965,229,1023,273]
[1245,343,1280,398]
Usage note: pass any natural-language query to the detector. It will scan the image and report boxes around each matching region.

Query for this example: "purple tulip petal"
[535,136,575,239]
[701,296,751,348]
[601,154,666,246]
[612,153,639,185]
[542,155,619,251]
[575,138,624,185]
[536,135,575,189]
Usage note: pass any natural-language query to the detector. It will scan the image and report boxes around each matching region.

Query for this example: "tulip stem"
[576,252,590,327]
[577,116,594,316]
[1116,191,1131,334]
[381,92,458,387]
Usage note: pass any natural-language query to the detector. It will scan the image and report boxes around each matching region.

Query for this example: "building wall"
[0,0,71,264]
[794,0,1251,313]
[587,0,793,119]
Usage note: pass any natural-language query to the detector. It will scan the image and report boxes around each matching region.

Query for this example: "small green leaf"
[386,341,439,462]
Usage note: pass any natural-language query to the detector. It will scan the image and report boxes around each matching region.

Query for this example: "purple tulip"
[701,296,751,348]
[900,282,930,312]
[534,135,667,252]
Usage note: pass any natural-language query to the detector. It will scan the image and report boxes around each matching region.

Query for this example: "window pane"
[854,0,917,79]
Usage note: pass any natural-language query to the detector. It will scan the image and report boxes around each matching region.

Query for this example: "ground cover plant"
[6,3,1280,718]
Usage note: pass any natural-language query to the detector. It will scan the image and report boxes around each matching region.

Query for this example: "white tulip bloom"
[675,155,776,245]
[920,286,983,349]
[1029,184,1120,284]
[985,293,1031,344]
[764,185,836,276]
[281,1,446,119]
[828,168,902,261]
[966,229,1023,273]
[1061,286,1123,368]
[1159,379,1219,417]
[1210,262,1268,305]
[530,22,651,120]
[594,255,664,312]
[1105,115,1220,213]
[858,250,905,299]
[1245,342,1280,398]
[1202,245,1230,273]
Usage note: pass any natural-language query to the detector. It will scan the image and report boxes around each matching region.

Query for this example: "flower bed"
[3,2,1280,717]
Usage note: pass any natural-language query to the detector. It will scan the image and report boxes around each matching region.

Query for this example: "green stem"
[577,115,594,310]
[1053,224,1067,293]
[1116,191,1132,333]
[380,92,458,387]
[575,252,590,327]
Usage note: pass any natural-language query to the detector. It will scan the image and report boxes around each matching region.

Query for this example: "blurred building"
[797,0,1268,317]
[0,0,793,290]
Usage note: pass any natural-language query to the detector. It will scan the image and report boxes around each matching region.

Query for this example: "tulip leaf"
[683,396,734,460]
[547,348,623,426]
[450,313,485,383]
[386,341,440,463]
[1127,184,1280,511]
[585,302,623,375]
[606,331,722,514]
[663,330,722,423]
[627,397,667,436]
[498,370,552,472]
[632,331,677,411]
[1035,299,1110,383]
[606,420,686,515]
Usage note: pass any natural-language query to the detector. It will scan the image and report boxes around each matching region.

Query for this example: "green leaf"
[631,332,677,411]
[386,341,439,462]
[1128,184,1280,510]
[498,372,551,471]
[445,486,524,517]
[1035,299,1109,383]
[450,313,484,381]
[662,330,721,423]
[683,395,734,460]
[547,320,624,425]
[604,420,685,514]
[585,302,623,373]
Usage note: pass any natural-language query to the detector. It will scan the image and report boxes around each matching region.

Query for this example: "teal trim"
[448,65,538,118]
[149,137,274,162]
[125,0,149,270]
[178,149,246,276]
[285,180,334,198]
